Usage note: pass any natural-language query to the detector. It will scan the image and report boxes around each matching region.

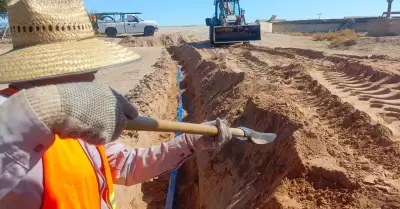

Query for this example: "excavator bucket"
[213,24,261,44]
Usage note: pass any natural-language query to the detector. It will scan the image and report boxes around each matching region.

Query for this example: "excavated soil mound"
[114,50,179,209]
[119,33,194,47]
[165,43,400,209]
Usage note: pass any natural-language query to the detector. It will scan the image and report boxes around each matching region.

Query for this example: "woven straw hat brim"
[0,38,141,84]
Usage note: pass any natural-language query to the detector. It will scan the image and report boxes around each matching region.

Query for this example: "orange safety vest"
[0,88,117,209]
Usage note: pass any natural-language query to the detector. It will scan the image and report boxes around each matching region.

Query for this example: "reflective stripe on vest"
[97,145,117,209]
[0,88,117,209]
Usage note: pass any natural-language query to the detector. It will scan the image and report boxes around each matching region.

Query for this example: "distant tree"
[0,0,7,19]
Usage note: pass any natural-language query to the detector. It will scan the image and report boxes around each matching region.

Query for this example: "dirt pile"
[119,33,194,47]
[165,43,400,209]
[114,50,179,209]
[125,50,179,125]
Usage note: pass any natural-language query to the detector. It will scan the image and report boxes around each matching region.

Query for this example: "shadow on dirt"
[187,40,213,49]
[188,40,248,50]
[141,173,171,209]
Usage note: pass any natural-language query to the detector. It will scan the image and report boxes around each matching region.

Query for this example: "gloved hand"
[22,82,138,145]
[183,118,233,151]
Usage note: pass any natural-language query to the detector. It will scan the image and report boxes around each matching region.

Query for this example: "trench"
[164,67,183,209]
[164,44,304,209]
[120,42,303,209]
[119,34,400,209]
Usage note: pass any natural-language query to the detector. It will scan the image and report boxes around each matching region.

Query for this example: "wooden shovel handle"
[126,116,245,137]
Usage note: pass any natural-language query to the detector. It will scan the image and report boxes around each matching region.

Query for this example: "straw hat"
[0,0,141,84]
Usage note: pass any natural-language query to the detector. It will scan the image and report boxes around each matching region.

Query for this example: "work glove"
[23,82,138,145]
[184,118,233,151]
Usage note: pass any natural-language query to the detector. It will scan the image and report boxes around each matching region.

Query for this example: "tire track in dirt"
[245,44,400,140]
[316,62,400,139]
[223,45,400,208]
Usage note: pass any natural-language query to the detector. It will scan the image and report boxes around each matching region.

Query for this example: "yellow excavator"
[205,0,261,46]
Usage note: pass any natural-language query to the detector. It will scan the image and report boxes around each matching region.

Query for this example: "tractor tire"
[209,27,215,45]
[144,26,155,36]
[209,27,221,47]
[214,43,221,47]
[106,28,117,38]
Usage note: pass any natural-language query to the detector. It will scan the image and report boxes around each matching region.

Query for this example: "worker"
[223,2,233,15]
[92,14,97,23]
[0,1,233,209]
[91,14,99,30]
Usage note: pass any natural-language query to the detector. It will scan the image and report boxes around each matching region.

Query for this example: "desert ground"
[1,26,400,208]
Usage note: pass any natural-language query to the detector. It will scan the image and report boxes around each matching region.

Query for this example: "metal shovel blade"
[237,127,277,145]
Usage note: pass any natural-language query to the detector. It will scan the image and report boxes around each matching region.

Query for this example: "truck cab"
[95,12,158,37]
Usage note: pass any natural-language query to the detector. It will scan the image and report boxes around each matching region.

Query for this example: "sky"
[83,0,395,26]
[0,1,396,26]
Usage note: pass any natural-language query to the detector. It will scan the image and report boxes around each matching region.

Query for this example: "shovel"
[126,116,277,144]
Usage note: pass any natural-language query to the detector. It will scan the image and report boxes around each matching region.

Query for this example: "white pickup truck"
[95,13,158,37]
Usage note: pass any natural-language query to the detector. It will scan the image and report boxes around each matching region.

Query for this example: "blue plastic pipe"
[164,67,183,209]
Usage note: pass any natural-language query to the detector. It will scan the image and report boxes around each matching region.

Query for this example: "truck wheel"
[106,28,117,38]
[144,26,155,36]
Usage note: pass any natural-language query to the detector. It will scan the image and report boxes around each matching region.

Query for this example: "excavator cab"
[205,0,261,45]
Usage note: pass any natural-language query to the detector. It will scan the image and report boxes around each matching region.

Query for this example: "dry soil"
[2,27,400,209]
[117,29,400,209]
